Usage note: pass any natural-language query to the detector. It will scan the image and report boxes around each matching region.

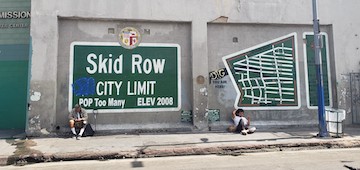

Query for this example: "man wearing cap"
[68,104,88,140]
[228,108,256,135]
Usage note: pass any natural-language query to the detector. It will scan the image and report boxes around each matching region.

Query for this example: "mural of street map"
[222,33,300,110]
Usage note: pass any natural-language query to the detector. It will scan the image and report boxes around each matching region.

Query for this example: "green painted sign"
[69,42,181,113]
[223,33,300,110]
[303,33,332,108]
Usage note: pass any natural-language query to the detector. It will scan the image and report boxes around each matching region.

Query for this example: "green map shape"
[223,33,299,108]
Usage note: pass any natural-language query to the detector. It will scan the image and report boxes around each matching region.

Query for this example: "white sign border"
[222,32,301,110]
[68,42,181,113]
[302,32,333,109]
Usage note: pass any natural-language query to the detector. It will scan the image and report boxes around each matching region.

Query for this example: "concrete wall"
[28,0,360,135]
[208,24,335,127]
[56,19,192,132]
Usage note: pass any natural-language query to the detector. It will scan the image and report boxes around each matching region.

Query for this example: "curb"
[1,138,360,166]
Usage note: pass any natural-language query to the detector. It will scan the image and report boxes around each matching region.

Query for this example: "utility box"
[325,107,346,137]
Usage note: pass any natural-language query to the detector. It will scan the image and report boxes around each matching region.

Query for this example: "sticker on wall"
[222,33,300,110]
[209,68,228,82]
[207,109,220,122]
[209,68,228,88]
[303,32,332,109]
[181,110,193,123]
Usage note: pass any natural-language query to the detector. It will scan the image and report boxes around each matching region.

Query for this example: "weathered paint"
[28,0,360,135]
[30,91,41,101]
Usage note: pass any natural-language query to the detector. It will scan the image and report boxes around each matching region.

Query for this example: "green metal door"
[0,0,31,129]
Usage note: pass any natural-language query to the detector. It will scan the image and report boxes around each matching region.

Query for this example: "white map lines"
[233,43,295,105]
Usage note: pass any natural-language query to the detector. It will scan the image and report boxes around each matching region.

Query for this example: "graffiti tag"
[209,68,228,84]
[72,77,95,96]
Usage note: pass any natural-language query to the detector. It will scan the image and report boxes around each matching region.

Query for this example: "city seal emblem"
[118,27,141,49]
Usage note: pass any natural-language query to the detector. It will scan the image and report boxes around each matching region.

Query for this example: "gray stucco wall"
[28,0,360,135]
[207,23,335,127]
[56,19,192,131]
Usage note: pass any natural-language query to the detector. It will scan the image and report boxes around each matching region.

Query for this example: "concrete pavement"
[1,127,360,166]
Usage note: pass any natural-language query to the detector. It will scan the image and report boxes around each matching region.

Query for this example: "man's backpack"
[84,124,95,136]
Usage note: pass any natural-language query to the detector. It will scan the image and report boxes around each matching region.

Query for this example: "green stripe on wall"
[0,60,28,129]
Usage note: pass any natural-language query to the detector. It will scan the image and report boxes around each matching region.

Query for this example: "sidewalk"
[1,127,360,166]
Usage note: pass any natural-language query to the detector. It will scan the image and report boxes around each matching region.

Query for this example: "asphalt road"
[2,148,360,170]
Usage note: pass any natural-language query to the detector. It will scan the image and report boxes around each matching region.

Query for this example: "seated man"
[228,108,256,135]
[68,104,88,140]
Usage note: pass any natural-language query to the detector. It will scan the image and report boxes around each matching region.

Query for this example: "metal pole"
[312,0,329,137]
